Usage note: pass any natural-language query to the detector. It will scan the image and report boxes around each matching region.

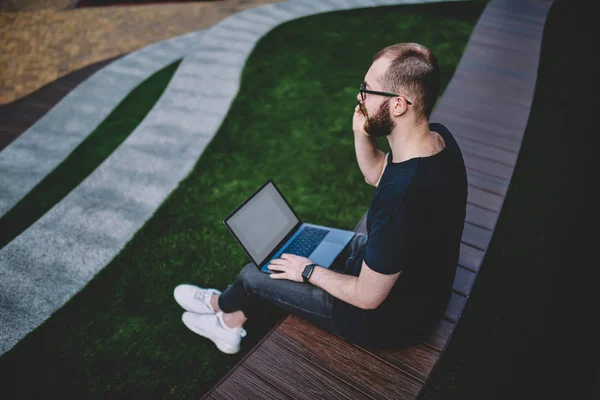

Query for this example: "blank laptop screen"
[226,182,299,264]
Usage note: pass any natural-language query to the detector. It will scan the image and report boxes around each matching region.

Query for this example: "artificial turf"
[0,1,485,398]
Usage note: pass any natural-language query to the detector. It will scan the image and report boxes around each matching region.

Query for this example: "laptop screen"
[224,181,299,265]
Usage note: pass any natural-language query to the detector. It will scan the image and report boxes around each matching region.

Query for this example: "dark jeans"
[218,233,368,337]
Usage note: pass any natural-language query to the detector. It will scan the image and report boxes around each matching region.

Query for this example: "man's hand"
[268,253,313,282]
[353,104,369,137]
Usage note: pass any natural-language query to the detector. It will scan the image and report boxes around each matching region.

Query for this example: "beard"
[360,98,395,137]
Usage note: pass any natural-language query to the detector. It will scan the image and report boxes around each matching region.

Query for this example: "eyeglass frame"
[359,82,412,105]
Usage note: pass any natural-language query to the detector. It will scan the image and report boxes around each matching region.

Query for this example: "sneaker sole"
[182,317,240,355]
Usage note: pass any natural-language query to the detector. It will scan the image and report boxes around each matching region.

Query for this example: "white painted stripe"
[0,31,205,216]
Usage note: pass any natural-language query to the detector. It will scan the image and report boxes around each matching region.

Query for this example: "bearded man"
[173,43,467,353]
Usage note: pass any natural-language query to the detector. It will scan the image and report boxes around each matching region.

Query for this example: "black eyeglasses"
[359,82,412,105]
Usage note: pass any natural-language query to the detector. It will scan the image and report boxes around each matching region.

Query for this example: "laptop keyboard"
[283,226,329,257]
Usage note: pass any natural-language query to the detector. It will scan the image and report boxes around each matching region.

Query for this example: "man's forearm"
[354,133,385,185]
[309,266,365,309]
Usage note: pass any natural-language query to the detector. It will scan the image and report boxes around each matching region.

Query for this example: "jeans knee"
[239,263,258,283]
[240,262,273,292]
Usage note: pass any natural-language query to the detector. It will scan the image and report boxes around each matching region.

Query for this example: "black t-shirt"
[332,122,467,348]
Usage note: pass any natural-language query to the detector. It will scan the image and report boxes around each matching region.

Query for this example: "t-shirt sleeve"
[363,203,408,274]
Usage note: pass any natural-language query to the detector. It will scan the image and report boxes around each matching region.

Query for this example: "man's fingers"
[269,272,285,279]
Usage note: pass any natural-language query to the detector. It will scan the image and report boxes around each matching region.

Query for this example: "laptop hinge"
[258,220,303,268]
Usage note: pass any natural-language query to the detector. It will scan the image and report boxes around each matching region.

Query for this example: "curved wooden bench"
[201,0,556,398]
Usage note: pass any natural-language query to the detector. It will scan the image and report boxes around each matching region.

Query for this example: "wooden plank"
[467,29,539,55]
[445,292,468,323]
[422,318,454,352]
[453,69,535,105]
[461,222,493,251]
[478,18,544,41]
[467,185,505,212]
[472,24,540,50]
[456,68,538,100]
[274,315,423,399]
[443,92,531,125]
[446,68,535,101]
[213,365,293,400]
[201,314,289,400]
[467,170,509,197]
[444,99,529,136]
[447,69,535,98]
[466,203,498,231]
[452,266,477,297]
[443,90,531,127]
[244,336,372,399]
[462,152,514,181]
[360,343,439,384]
[444,76,533,108]
[458,243,486,273]
[433,109,523,150]
[441,118,523,153]
[486,1,550,23]
[478,13,543,35]
[454,136,518,168]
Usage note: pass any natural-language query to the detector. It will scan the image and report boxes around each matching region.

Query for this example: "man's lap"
[238,233,368,333]
[238,263,334,319]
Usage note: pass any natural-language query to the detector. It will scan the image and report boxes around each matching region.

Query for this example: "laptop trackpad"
[309,242,341,268]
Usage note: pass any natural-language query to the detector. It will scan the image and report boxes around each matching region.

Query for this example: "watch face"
[303,264,315,282]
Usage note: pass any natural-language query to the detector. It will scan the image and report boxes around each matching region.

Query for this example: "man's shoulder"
[370,180,411,216]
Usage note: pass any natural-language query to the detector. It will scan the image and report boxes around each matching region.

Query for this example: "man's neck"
[387,120,439,164]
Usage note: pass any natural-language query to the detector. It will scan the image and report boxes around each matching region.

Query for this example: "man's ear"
[391,97,408,116]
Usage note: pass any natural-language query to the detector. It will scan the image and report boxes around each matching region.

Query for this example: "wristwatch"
[302,263,317,283]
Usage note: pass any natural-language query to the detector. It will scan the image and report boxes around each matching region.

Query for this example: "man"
[173,42,467,354]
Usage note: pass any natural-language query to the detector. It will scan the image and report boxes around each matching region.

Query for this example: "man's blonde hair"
[373,43,440,120]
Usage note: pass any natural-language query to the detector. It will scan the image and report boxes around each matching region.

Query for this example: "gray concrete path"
[0,30,205,217]
[0,0,463,356]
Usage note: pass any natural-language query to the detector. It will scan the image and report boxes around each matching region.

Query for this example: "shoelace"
[193,289,215,312]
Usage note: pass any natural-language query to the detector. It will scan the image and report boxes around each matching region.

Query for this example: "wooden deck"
[0,55,122,151]
[201,0,556,398]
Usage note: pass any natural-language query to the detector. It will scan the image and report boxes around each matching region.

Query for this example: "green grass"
[0,59,182,249]
[0,2,484,399]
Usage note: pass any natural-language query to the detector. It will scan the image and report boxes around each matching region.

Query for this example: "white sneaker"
[173,284,221,314]
[181,311,247,354]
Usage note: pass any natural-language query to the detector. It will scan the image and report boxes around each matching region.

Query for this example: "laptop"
[223,180,355,274]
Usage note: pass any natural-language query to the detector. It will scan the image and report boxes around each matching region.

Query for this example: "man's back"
[333,122,467,348]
